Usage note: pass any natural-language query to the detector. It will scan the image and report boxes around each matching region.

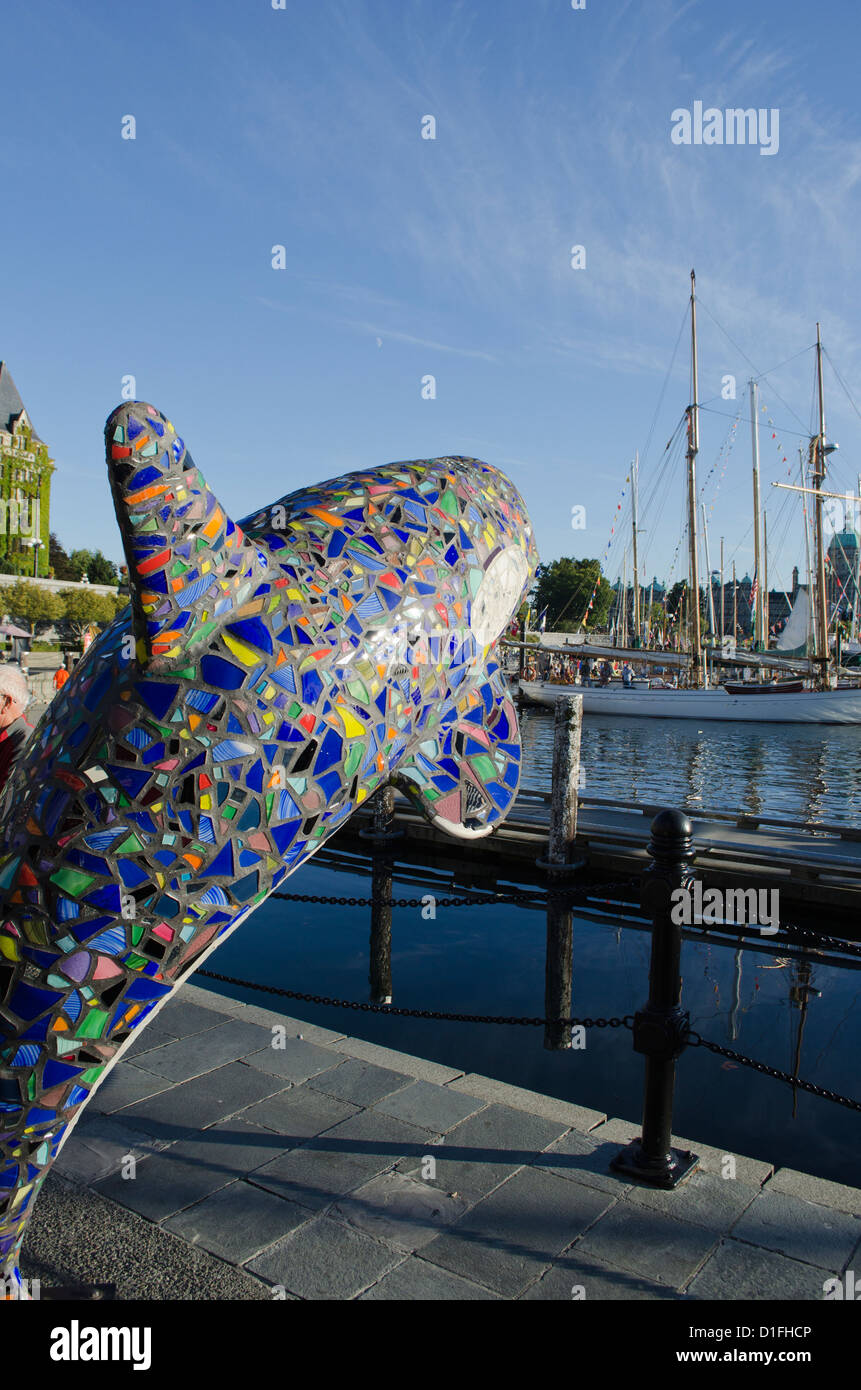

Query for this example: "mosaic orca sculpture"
[0,400,538,1294]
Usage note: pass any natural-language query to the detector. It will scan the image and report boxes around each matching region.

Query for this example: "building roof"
[0,362,43,443]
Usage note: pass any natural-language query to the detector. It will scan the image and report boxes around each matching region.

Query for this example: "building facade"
[827,526,860,627]
[0,362,53,577]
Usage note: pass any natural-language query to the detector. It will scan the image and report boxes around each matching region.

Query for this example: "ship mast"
[631,451,641,646]
[854,473,861,642]
[812,323,832,687]
[749,379,765,649]
[686,270,703,685]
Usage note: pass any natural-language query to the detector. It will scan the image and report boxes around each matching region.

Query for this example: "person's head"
[0,667,29,728]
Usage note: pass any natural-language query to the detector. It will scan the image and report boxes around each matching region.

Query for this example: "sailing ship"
[519,272,861,724]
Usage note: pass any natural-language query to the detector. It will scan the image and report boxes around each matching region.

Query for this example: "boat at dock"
[514,273,861,723]
[518,677,861,723]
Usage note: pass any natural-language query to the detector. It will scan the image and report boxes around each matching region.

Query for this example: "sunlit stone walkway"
[21,983,861,1301]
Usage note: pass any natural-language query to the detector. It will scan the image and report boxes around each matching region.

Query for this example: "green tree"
[2,580,63,639]
[68,549,119,586]
[531,558,614,631]
[665,581,687,623]
[49,534,78,582]
[58,588,117,642]
[87,551,120,585]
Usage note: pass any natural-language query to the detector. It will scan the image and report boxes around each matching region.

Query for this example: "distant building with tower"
[827,516,860,627]
[0,362,53,577]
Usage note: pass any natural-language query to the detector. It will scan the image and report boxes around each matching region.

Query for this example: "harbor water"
[199,846,861,1190]
[519,705,861,826]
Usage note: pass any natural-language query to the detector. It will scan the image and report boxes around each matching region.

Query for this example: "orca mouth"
[470,546,530,646]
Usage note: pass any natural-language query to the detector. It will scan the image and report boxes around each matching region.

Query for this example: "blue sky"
[4,0,861,601]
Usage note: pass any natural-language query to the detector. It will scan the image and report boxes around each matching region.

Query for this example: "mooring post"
[610,808,700,1188]
[544,901,573,1050]
[369,853,393,1004]
[537,694,585,872]
[518,616,526,681]
[537,695,583,1044]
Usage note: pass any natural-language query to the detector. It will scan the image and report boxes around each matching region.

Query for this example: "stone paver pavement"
[21,982,860,1301]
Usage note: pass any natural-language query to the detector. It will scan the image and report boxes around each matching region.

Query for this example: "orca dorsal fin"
[105,402,266,669]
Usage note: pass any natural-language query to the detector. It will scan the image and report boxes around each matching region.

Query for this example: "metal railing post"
[610,808,700,1188]
[359,784,403,848]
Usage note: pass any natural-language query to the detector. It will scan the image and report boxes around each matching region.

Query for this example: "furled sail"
[777,585,810,655]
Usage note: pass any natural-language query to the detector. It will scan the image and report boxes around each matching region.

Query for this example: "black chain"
[269,880,640,910]
[686,1031,861,1112]
[775,921,861,958]
[269,889,861,962]
[196,964,861,1109]
[195,967,633,1029]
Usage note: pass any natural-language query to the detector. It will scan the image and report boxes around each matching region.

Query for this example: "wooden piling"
[544,694,583,870]
[369,856,393,1005]
[544,902,573,1050]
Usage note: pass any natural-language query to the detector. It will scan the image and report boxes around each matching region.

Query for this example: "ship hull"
[519,681,861,724]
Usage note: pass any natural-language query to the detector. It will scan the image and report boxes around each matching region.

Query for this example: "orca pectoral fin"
[105,401,265,669]
[392,665,522,840]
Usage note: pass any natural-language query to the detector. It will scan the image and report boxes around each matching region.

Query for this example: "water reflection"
[208,847,860,1186]
[519,708,861,826]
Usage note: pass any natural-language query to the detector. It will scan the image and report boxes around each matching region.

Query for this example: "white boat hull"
[519,681,861,724]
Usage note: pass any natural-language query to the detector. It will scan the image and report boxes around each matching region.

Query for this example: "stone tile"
[89,1062,172,1116]
[242,1036,342,1084]
[95,1142,239,1221]
[121,1024,182,1060]
[119,1061,288,1141]
[242,1085,359,1140]
[335,1035,462,1084]
[161,1118,296,1181]
[373,1080,486,1132]
[448,1073,605,1131]
[172,982,235,1016]
[163,1180,315,1263]
[688,1238,832,1300]
[250,1109,433,1211]
[731,1190,861,1270]
[574,1203,718,1288]
[247,1215,403,1298]
[122,1001,228,1058]
[768,1168,861,1217]
[591,1116,772,1187]
[360,1257,500,1300]
[532,1129,633,1195]
[397,1102,567,1202]
[53,1113,173,1185]
[131,1019,275,1083]
[521,1249,683,1300]
[307,1057,413,1106]
[237,1010,347,1046]
[422,1167,615,1297]
[151,998,232,1039]
[624,1170,760,1234]
[331,1172,472,1252]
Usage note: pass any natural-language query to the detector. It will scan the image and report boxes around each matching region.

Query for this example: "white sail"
[777,586,810,653]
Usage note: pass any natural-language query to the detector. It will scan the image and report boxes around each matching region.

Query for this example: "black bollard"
[610,809,699,1189]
